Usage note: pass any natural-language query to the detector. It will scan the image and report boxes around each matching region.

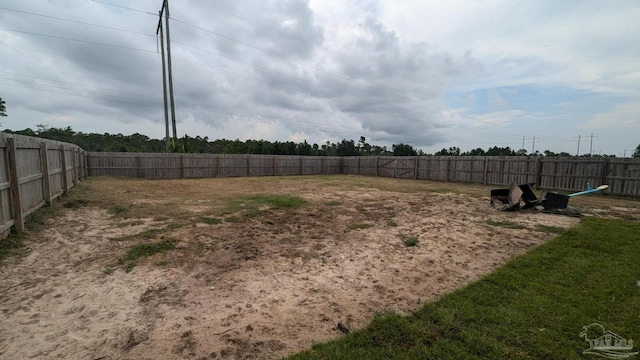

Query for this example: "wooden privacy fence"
[88,152,640,197]
[0,133,88,239]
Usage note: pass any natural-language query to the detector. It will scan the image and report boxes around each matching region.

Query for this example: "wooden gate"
[378,158,417,179]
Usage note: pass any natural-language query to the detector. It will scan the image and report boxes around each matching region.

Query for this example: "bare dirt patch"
[1,175,636,360]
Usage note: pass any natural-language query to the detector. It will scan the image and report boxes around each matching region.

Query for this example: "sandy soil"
[0,181,589,360]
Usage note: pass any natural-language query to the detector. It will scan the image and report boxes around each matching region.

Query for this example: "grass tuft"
[0,234,25,264]
[486,219,527,229]
[125,239,177,262]
[201,216,222,225]
[220,194,307,222]
[108,204,127,216]
[535,224,566,234]
[403,236,419,247]
[347,222,373,230]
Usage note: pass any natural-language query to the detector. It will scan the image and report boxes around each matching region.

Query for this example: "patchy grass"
[219,194,307,222]
[486,219,528,230]
[0,234,25,264]
[113,223,183,242]
[347,222,373,230]
[122,239,178,273]
[117,220,145,228]
[125,239,177,262]
[288,217,640,359]
[108,204,127,216]
[403,236,419,247]
[200,216,222,225]
[535,224,566,234]
[62,198,90,209]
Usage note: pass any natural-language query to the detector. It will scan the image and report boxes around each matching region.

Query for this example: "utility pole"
[531,136,536,155]
[588,134,598,156]
[156,0,177,150]
[575,134,581,156]
[522,136,525,151]
[164,0,177,144]
[157,13,170,153]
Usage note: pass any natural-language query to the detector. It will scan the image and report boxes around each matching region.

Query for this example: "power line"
[87,0,156,16]
[0,6,156,38]
[0,71,160,101]
[0,28,157,54]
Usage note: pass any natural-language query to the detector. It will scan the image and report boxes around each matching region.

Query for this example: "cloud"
[583,102,640,130]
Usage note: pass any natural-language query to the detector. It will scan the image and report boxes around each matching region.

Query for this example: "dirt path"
[0,182,583,360]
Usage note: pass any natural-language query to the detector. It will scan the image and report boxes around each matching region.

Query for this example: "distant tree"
[434,146,460,156]
[392,143,418,156]
[336,139,359,156]
[0,98,6,117]
[634,144,640,158]
[463,148,485,156]
[485,146,515,156]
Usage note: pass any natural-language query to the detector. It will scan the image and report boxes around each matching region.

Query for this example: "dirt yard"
[1,175,637,360]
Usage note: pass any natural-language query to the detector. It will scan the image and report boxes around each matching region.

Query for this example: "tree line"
[2,125,637,157]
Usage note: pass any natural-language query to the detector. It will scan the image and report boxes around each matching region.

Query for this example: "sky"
[1,0,639,156]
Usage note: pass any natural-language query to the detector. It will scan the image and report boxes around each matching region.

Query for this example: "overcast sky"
[1,0,638,156]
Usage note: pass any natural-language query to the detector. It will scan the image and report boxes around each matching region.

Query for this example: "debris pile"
[490,183,608,216]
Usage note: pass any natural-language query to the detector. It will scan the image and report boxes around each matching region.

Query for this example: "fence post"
[79,150,85,180]
[376,157,380,177]
[180,155,185,178]
[414,157,419,179]
[444,157,451,182]
[299,156,303,175]
[246,155,250,177]
[40,142,53,205]
[536,157,543,189]
[71,147,78,186]
[357,157,361,175]
[136,156,142,178]
[483,157,489,185]
[394,159,399,178]
[340,157,344,174]
[8,138,25,233]
[83,151,88,178]
[272,156,276,176]
[60,145,69,195]
[601,157,610,187]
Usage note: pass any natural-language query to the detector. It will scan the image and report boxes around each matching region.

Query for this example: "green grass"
[122,239,178,273]
[347,222,373,230]
[200,216,222,225]
[220,194,307,222]
[113,222,183,242]
[0,234,25,264]
[403,236,419,247]
[125,239,177,261]
[486,220,528,230]
[534,224,566,234]
[108,204,127,216]
[288,217,640,359]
